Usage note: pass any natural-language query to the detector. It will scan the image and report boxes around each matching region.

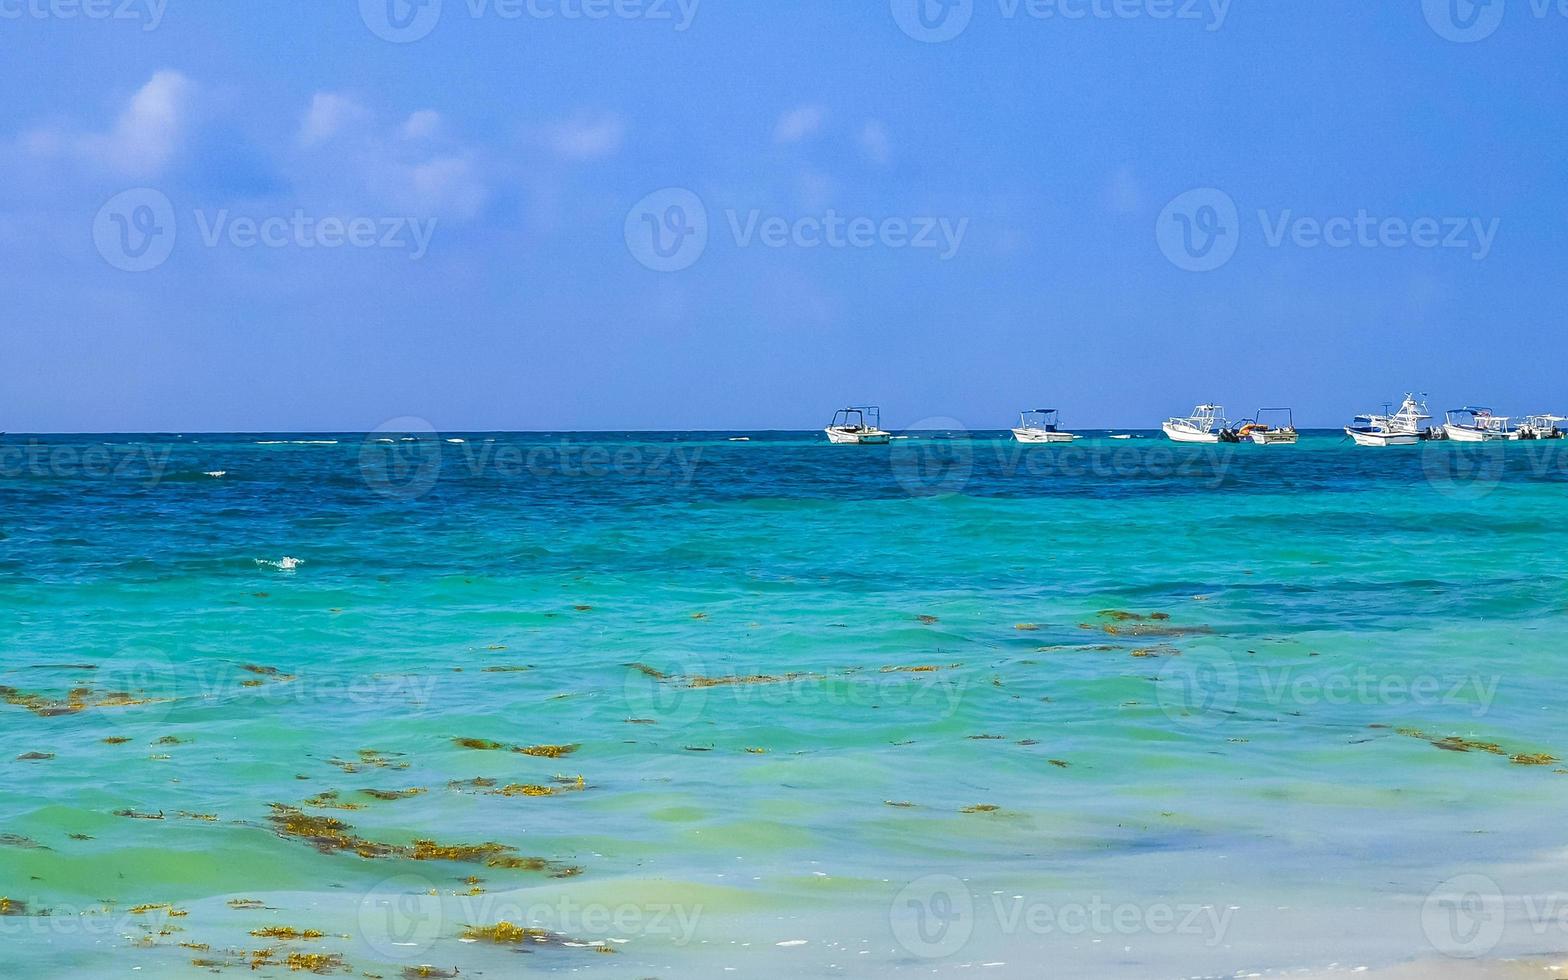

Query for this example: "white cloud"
[292,93,488,222]
[544,114,625,161]
[774,105,825,145]
[401,110,442,141]
[299,92,369,147]
[858,120,891,165]
[20,69,193,178]
[395,156,487,220]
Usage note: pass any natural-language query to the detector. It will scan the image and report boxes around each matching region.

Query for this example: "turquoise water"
[3,431,1567,978]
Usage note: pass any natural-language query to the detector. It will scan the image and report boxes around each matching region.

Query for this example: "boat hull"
[825,427,891,445]
[1443,424,1517,443]
[1012,428,1075,444]
[1162,422,1221,444]
[1346,427,1418,447]
[1249,429,1299,445]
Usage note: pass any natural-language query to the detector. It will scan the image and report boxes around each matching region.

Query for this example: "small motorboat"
[1345,393,1430,447]
[1443,407,1519,442]
[1162,404,1233,444]
[1011,408,1077,444]
[1235,407,1299,445]
[824,406,891,445]
[1518,414,1566,440]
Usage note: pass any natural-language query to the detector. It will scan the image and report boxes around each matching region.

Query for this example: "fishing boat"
[1162,404,1232,444]
[1235,407,1299,445]
[1011,409,1076,444]
[1518,414,1566,440]
[1345,393,1430,447]
[824,406,891,445]
[1442,407,1518,442]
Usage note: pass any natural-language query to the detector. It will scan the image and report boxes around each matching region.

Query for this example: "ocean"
[2,430,1566,978]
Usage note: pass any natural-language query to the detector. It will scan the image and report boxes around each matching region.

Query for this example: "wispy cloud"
[293,91,489,220]
[858,120,891,166]
[542,113,625,161]
[401,110,443,141]
[773,105,825,145]
[298,92,370,147]
[21,69,193,178]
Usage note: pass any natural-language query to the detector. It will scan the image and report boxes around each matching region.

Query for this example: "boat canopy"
[829,406,881,429]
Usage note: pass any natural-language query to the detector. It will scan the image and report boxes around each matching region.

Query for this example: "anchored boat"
[1519,414,1567,440]
[1011,409,1076,444]
[1236,408,1299,445]
[824,406,891,445]
[1442,407,1518,442]
[1345,393,1430,447]
[1162,404,1232,444]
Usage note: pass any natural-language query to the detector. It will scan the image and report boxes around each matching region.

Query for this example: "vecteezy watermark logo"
[194,210,437,259]
[95,646,180,728]
[625,189,968,271]
[360,0,444,42]
[893,0,1230,41]
[890,0,975,42]
[357,874,445,959]
[625,188,709,272]
[621,656,709,728]
[360,0,700,41]
[1421,442,1507,501]
[890,418,974,497]
[1423,0,1507,42]
[358,418,444,501]
[94,188,177,273]
[1423,874,1506,957]
[95,196,438,271]
[1156,187,1238,273]
[1155,649,1239,728]
[1159,187,1502,271]
[0,0,167,30]
[891,875,974,958]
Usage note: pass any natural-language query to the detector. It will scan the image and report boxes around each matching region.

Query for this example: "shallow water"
[3,431,1567,978]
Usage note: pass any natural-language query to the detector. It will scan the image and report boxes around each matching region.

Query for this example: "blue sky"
[1,1,1564,432]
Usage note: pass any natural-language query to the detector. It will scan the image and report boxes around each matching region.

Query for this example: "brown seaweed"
[1397,728,1506,755]
[303,791,364,811]
[0,684,165,717]
[453,738,507,751]
[360,787,427,801]
[251,927,326,940]
[514,744,579,758]
[459,921,609,951]
[284,951,348,974]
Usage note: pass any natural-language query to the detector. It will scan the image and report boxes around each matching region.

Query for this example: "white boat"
[1236,407,1299,445]
[824,406,891,445]
[1345,393,1430,446]
[1443,407,1519,442]
[1011,408,1076,444]
[1519,414,1566,440]
[1162,404,1231,444]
